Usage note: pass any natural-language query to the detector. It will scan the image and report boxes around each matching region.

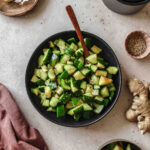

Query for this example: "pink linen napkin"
[0,83,48,150]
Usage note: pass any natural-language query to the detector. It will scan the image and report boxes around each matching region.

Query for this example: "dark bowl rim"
[98,139,141,150]
[117,0,149,5]
[25,30,122,127]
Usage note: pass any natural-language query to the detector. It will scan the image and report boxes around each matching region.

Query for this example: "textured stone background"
[0,0,150,149]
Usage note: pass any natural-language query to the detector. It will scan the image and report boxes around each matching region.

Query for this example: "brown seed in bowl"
[126,32,147,56]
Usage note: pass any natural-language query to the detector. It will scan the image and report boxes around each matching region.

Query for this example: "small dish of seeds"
[125,31,150,59]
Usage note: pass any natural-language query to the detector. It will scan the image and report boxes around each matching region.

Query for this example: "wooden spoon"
[0,0,38,16]
[66,5,90,60]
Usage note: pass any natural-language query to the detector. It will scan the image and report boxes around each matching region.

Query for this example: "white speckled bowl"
[98,139,142,150]
[125,31,150,59]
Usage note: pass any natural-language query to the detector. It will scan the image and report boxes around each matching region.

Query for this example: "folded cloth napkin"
[0,83,48,150]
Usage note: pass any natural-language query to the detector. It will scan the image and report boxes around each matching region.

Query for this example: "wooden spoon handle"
[66,5,89,58]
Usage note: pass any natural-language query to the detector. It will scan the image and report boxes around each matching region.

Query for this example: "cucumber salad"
[101,141,139,150]
[30,37,119,121]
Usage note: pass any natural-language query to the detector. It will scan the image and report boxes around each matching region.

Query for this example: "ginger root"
[126,78,150,134]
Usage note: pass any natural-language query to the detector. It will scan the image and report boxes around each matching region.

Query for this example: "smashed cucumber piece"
[99,76,112,86]
[69,43,78,51]
[100,86,109,98]
[70,77,78,93]
[50,53,59,67]
[91,45,102,54]
[60,79,71,90]
[86,54,97,64]
[107,66,119,75]
[50,97,59,107]
[43,49,51,64]
[57,105,65,118]
[31,88,40,96]
[38,55,44,67]
[64,64,76,75]
[94,104,104,114]
[67,37,76,44]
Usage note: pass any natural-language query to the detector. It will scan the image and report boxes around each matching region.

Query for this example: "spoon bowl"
[0,0,38,16]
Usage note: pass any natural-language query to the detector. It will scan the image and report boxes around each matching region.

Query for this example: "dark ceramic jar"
[102,0,149,15]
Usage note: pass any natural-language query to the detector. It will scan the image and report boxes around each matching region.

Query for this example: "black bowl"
[99,139,141,150]
[25,31,122,127]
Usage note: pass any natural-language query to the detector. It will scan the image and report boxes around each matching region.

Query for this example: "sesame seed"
[126,33,146,56]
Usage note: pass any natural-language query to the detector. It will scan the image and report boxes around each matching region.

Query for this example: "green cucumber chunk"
[43,49,51,64]
[69,43,78,51]
[81,68,90,76]
[60,54,70,64]
[66,101,74,109]
[55,39,66,50]
[96,70,107,77]
[60,71,69,79]
[65,47,75,55]
[91,45,102,54]
[82,103,93,111]
[67,37,76,44]
[49,82,57,90]
[71,97,80,106]
[49,41,55,48]
[73,71,85,80]
[126,144,131,150]
[31,88,40,96]
[48,69,56,81]
[64,64,76,75]
[56,86,64,95]
[50,97,59,107]
[86,54,97,64]
[44,86,52,98]
[71,77,78,93]
[60,79,71,90]
[40,70,48,81]
[50,53,59,67]
[80,81,87,90]
[38,55,44,67]
[100,86,109,98]
[54,63,64,75]
[109,91,115,100]
[94,96,104,104]
[42,99,50,107]
[59,93,71,104]
[75,48,84,57]
[57,105,65,118]
[94,104,104,114]
[107,66,119,75]
[84,38,92,49]
[99,76,112,86]
[47,107,56,112]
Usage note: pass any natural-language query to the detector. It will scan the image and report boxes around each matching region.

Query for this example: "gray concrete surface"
[0,0,150,149]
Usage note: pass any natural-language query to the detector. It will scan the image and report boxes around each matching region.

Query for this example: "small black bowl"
[99,139,141,150]
[25,31,122,127]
